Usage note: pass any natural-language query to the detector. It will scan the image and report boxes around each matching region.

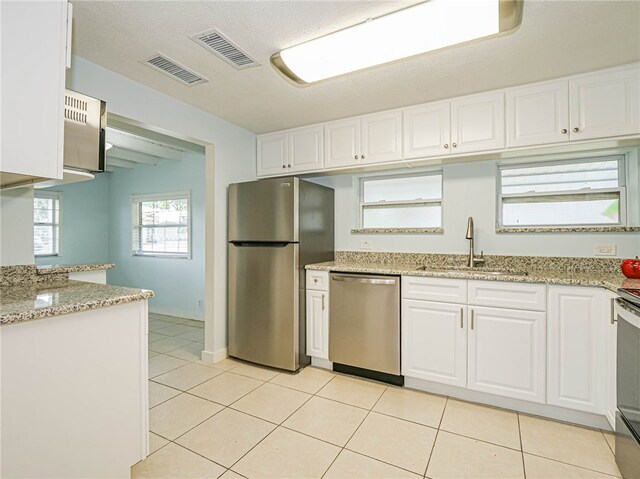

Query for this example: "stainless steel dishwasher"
[329,272,402,385]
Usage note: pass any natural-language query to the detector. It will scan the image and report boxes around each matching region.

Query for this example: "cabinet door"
[257,132,287,177]
[324,118,361,169]
[569,67,640,140]
[403,101,451,159]
[288,126,323,174]
[0,0,67,182]
[468,306,546,403]
[603,291,617,429]
[361,110,402,164]
[547,286,606,414]
[506,81,569,147]
[451,92,505,154]
[402,300,467,387]
[306,290,329,359]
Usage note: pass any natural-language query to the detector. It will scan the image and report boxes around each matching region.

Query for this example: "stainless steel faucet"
[465,217,485,268]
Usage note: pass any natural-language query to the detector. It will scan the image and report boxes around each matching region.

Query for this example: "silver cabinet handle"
[460,308,464,328]
[573,127,580,133]
[354,155,359,160]
[452,142,458,148]
[331,275,397,285]
[287,163,292,168]
[313,278,318,283]
[611,297,617,324]
[470,309,475,330]
[362,154,366,159]
[282,164,286,169]
[561,128,568,134]
[444,144,449,149]
[322,294,325,311]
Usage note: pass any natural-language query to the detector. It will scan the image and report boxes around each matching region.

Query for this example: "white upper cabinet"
[450,92,505,154]
[257,126,324,177]
[547,286,606,414]
[467,305,546,403]
[403,101,451,159]
[361,110,402,165]
[256,63,639,177]
[288,125,323,174]
[324,112,401,168]
[1,0,69,186]
[569,67,640,141]
[506,81,570,147]
[324,118,361,169]
[257,132,288,176]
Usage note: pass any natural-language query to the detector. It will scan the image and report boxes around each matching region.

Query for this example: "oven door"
[615,297,640,477]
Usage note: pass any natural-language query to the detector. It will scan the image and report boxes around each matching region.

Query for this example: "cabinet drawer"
[468,281,546,311]
[306,271,329,291]
[402,276,467,304]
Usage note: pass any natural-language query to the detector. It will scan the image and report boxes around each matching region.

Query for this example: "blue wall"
[107,156,206,320]
[35,173,110,267]
[37,156,206,320]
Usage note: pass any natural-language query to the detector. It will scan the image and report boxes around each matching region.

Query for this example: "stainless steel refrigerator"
[228,177,334,371]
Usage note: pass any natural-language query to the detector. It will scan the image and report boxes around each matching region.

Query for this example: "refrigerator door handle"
[231,242,291,248]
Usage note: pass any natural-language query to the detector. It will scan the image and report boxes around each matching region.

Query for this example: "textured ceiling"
[71,0,640,134]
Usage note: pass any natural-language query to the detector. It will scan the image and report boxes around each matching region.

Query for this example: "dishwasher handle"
[331,274,397,285]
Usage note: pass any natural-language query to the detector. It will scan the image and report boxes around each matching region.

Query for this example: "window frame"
[131,190,191,259]
[33,191,62,258]
[358,170,444,229]
[496,155,627,228]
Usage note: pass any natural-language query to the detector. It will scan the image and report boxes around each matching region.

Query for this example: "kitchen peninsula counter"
[0,278,154,324]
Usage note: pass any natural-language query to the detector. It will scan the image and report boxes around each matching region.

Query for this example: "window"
[498,156,626,227]
[359,172,443,228]
[132,192,190,257]
[33,192,61,256]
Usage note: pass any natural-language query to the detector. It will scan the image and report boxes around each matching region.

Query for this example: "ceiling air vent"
[141,53,208,86]
[191,28,259,70]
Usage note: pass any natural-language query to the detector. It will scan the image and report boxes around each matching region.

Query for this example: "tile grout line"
[423,395,449,478]
[517,413,526,479]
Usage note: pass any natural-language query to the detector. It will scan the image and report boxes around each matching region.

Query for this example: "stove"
[618,288,640,307]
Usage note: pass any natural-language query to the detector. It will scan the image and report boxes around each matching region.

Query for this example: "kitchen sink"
[415,266,529,276]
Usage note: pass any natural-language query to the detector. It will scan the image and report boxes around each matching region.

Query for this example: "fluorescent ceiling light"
[271,0,523,85]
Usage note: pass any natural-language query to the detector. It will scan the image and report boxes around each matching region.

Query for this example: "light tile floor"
[134,313,621,479]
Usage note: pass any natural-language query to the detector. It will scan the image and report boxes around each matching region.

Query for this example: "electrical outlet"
[594,244,617,256]
[360,240,372,250]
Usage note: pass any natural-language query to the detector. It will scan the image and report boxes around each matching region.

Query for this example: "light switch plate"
[594,244,617,256]
[360,240,372,250]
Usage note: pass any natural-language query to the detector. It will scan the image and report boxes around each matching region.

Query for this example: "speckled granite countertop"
[306,252,640,293]
[0,279,154,325]
[36,263,115,275]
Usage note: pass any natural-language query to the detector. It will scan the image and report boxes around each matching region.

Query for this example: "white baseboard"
[149,307,204,321]
[201,348,228,364]
[404,377,611,431]
[311,357,333,370]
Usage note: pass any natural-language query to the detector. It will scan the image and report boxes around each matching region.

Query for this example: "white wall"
[67,56,256,356]
[0,188,34,266]
[310,158,640,258]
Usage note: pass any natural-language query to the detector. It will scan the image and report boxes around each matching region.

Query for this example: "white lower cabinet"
[467,306,546,403]
[306,289,329,359]
[306,271,329,360]
[603,290,618,429]
[547,286,607,414]
[402,300,467,387]
[402,277,546,404]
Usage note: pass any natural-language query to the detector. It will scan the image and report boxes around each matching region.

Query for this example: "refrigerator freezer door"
[228,242,299,371]
[228,178,298,242]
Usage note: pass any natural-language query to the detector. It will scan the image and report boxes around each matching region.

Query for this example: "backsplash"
[335,251,623,273]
